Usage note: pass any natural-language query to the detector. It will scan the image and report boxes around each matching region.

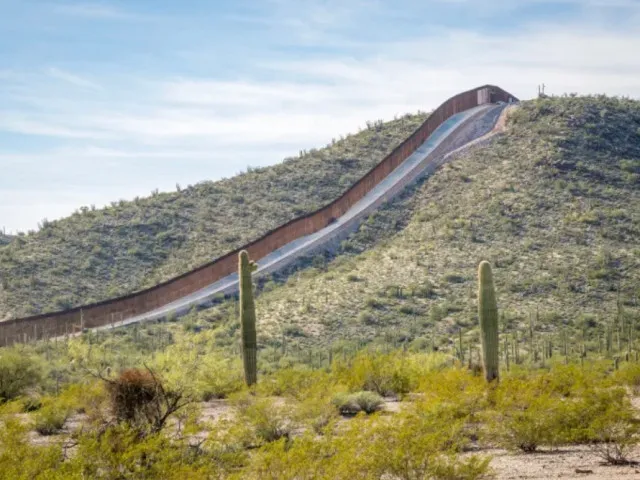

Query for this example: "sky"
[1,0,639,233]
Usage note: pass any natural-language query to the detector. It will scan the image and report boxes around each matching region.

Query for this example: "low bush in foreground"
[332,391,384,415]
[239,409,490,480]
[33,405,68,435]
[0,351,43,401]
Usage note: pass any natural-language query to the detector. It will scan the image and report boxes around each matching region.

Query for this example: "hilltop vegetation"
[0,113,427,320]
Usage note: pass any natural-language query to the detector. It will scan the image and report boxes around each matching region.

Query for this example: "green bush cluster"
[488,364,640,459]
[332,391,384,415]
[1,348,640,477]
[0,351,43,401]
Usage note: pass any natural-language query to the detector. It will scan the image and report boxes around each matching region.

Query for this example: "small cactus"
[478,261,499,382]
[239,250,258,387]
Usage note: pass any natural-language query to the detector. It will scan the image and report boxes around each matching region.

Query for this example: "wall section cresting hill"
[0,85,517,346]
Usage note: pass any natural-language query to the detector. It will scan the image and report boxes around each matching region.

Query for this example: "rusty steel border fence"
[0,85,517,346]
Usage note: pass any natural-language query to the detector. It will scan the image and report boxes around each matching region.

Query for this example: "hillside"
[0,113,427,320]
[3,95,640,480]
[181,94,640,352]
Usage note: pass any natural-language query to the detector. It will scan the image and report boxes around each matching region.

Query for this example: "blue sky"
[1,0,639,233]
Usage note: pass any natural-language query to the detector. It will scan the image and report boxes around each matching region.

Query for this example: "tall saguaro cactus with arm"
[478,261,499,383]
[239,250,258,387]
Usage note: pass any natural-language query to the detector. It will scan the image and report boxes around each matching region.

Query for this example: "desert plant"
[613,363,640,394]
[332,391,384,415]
[332,351,413,396]
[0,350,43,401]
[104,367,190,434]
[239,250,258,387]
[0,418,64,478]
[196,354,244,400]
[418,367,488,424]
[583,388,640,465]
[488,365,625,453]
[67,422,221,479]
[33,405,68,435]
[241,409,490,480]
[489,372,586,452]
[231,394,293,445]
[478,261,499,382]
[490,391,571,452]
[258,366,332,400]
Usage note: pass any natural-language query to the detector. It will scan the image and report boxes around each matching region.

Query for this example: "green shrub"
[334,351,408,396]
[612,363,640,394]
[0,418,64,478]
[21,394,43,412]
[332,391,384,415]
[365,297,384,309]
[243,409,490,480]
[231,394,293,445]
[0,350,43,401]
[34,406,68,435]
[444,272,466,284]
[489,391,574,452]
[68,423,221,479]
[283,324,306,337]
[378,408,490,480]
[357,311,378,326]
[55,381,108,417]
[258,367,332,400]
[418,368,488,424]
[583,388,640,465]
[196,355,244,400]
[294,394,338,434]
[334,350,448,397]
[489,367,635,454]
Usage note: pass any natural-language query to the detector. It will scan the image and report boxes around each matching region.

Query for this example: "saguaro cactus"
[239,250,258,387]
[478,261,499,382]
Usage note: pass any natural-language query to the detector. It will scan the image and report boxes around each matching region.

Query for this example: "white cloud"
[1,8,640,231]
[0,115,111,139]
[4,24,640,147]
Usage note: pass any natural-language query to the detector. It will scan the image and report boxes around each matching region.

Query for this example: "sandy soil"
[483,445,640,479]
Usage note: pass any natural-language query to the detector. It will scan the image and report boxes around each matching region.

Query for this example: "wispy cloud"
[434,0,640,7]
[53,2,142,20]
[4,23,640,143]
[1,0,639,232]
[47,67,102,90]
[233,0,383,46]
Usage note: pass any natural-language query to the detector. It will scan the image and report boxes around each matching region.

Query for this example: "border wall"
[0,85,517,346]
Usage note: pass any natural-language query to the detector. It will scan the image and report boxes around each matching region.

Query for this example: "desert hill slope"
[0,113,427,320]
[182,94,640,352]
